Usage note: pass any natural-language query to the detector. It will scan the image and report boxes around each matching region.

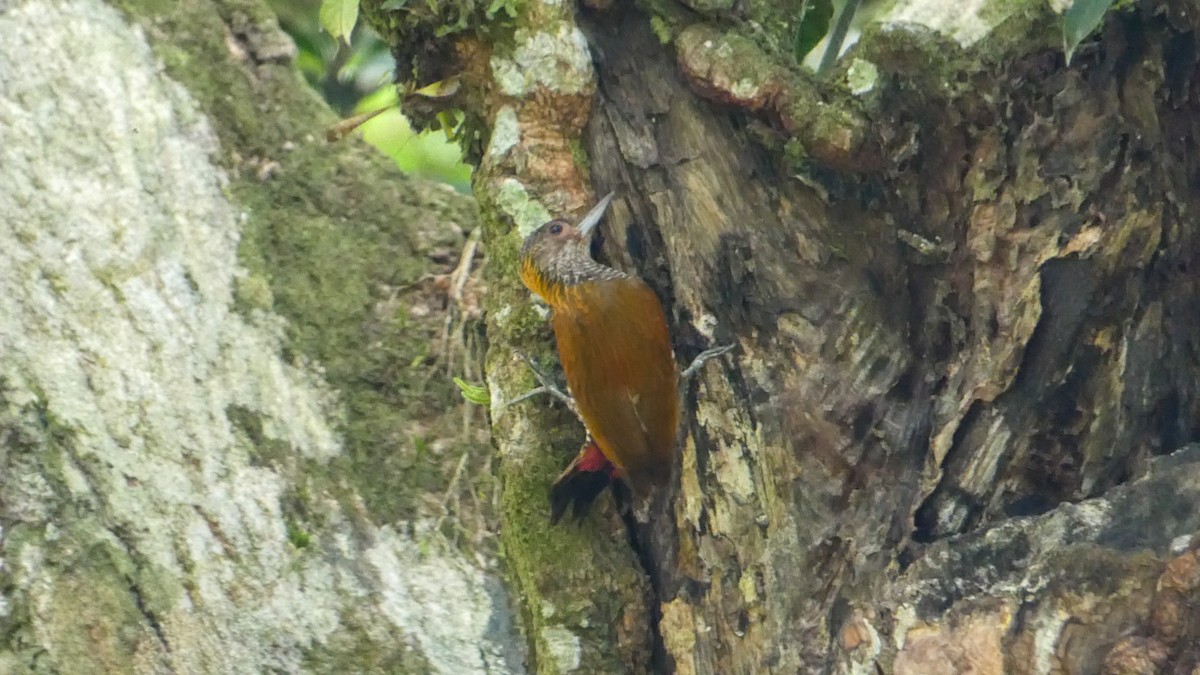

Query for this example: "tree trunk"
[366,0,1200,672]
[0,0,520,672]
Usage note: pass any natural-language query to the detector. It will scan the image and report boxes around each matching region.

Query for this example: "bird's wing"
[553,278,679,493]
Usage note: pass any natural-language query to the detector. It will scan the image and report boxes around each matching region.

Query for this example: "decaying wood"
[366,0,1200,671]
[574,5,1200,672]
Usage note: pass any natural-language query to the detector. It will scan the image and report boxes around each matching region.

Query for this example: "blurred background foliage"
[269,0,473,192]
[270,0,1118,196]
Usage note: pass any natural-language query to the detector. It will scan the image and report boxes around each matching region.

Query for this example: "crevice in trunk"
[912,399,984,542]
[126,573,176,668]
[622,510,671,675]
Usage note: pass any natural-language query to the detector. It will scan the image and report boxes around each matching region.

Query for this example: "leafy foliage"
[793,0,833,62]
[356,87,472,190]
[319,0,360,44]
[271,0,471,191]
[1063,0,1117,64]
[453,378,490,406]
[485,0,521,19]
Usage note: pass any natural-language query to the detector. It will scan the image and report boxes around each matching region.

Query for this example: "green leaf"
[793,0,833,63]
[319,0,359,46]
[1063,0,1116,64]
[453,377,491,406]
[381,0,409,8]
[286,522,311,549]
[486,0,518,19]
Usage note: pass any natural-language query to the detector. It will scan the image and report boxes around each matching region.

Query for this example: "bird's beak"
[575,192,615,239]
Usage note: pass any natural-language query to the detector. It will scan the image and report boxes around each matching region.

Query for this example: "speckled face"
[521,192,615,270]
[518,193,624,294]
[520,225,628,303]
[521,219,588,271]
[519,219,598,296]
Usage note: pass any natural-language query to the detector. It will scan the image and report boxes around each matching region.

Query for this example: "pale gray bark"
[0,1,519,673]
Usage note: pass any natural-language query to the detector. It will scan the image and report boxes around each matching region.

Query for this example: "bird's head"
[519,193,620,301]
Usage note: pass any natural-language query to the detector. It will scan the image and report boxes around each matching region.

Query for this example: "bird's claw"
[681,343,736,379]
[504,352,584,423]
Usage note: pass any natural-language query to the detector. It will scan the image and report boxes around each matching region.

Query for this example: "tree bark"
[367,0,1200,672]
[0,0,519,672]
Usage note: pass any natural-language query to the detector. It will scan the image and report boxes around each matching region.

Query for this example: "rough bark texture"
[0,0,519,672]
[376,0,1200,672]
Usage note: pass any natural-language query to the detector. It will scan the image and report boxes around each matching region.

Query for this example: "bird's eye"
[549,223,563,235]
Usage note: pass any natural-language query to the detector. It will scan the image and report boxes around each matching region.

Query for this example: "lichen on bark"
[0,0,521,672]
[362,0,666,670]
[368,0,1200,672]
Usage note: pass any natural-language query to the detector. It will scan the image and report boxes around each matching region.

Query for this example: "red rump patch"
[549,438,624,523]
[577,440,618,477]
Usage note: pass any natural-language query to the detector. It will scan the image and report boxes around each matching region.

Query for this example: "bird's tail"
[549,439,627,524]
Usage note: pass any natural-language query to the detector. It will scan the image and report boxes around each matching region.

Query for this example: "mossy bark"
[364,0,1200,672]
[0,0,519,672]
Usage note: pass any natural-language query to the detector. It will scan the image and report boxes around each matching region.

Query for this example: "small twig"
[431,449,471,534]
[817,0,862,78]
[440,228,481,373]
[450,228,481,304]
[325,106,390,142]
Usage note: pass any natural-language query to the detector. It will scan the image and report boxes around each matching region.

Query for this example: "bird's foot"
[681,343,736,379]
[504,352,585,425]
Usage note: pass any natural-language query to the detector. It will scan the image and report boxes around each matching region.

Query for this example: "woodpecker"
[519,193,680,522]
